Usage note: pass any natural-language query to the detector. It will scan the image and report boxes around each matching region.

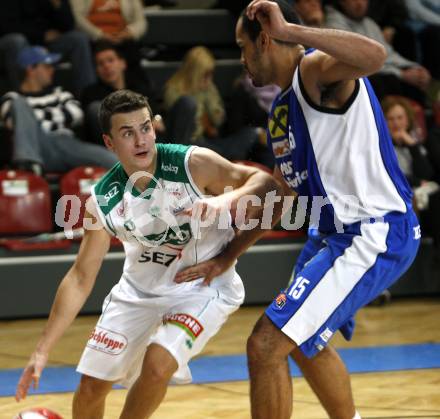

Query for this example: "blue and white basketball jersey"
[266,58,420,357]
[268,59,413,233]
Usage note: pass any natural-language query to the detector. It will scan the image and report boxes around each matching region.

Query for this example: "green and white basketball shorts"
[76,271,244,387]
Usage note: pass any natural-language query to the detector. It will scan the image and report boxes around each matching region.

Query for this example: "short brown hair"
[99,89,153,135]
[381,96,415,132]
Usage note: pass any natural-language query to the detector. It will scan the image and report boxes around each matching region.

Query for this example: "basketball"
[14,408,63,419]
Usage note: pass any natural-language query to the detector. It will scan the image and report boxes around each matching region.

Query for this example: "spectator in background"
[70,0,147,71]
[325,0,431,105]
[164,46,264,163]
[229,72,280,134]
[405,0,440,26]
[164,47,225,144]
[0,46,117,175]
[228,72,279,168]
[383,96,440,264]
[368,0,418,60]
[404,0,440,80]
[0,0,96,95]
[293,0,325,27]
[0,34,28,92]
[81,42,161,144]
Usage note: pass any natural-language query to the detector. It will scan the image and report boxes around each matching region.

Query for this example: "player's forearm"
[228,171,282,211]
[221,213,282,263]
[35,268,95,353]
[285,24,386,74]
[222,180,285,261]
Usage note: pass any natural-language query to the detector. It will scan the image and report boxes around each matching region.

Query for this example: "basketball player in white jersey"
[176,1,420,418]
[15,89,283,418]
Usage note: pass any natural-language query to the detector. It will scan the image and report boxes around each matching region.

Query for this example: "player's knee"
[141,361,176,385]
[76,374,112,402]
[247,316,296,364]
[247,331,268,363]
[140,347,178,385]
[247,324,276,363]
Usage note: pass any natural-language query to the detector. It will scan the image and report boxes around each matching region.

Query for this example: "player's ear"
[258,31,271,51]
[103,134,114,151]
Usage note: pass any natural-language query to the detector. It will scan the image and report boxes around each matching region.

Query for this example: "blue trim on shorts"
[266,210,420,358]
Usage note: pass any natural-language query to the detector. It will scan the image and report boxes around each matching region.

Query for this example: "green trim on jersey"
[156,143,191,183]
[93,143,193,216]
[93,163,125,216]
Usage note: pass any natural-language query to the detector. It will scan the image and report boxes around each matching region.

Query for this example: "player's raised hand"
[246,0,291,42]
[15,351,48,401]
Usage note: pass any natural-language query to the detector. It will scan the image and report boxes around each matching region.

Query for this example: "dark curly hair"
[240,0,300,43]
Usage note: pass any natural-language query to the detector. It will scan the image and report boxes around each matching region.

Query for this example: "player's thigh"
[77,283,161,382]
[151,291,239,369]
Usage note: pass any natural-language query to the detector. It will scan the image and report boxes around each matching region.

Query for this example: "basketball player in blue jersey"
[177,1,421,418]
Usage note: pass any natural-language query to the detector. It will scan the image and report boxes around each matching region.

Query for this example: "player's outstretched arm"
[15,206,111,402]
[175,147,285,285]
[247,0,387,83]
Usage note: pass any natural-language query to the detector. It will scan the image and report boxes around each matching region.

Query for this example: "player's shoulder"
[93,163,125,215]
[156,143,192,183]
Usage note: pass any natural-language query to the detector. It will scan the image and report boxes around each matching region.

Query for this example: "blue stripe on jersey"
[268,90,339,233]
[362,77,413,209]
[289,90,340,233]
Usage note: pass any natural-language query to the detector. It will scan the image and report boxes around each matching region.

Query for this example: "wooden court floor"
[1,298,439,419]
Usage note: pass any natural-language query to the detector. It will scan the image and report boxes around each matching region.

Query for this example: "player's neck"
[275,48,304,90]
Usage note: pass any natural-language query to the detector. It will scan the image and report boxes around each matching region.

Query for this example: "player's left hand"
[16,350,48,401]
[174,254,234,286]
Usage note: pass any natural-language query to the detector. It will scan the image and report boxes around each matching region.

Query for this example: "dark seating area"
[143,9,236,48]
[0,3,439,323]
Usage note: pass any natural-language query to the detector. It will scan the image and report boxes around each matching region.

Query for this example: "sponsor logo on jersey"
[143,222,192,246]
[163,313,204,340]
[272,139,290,158]
[286,170,308,189]
[319,327,333,343]
[103,184,119,203]
[116,199,127,217]
[87,326,127,355]
[269,105,288,139]
[165,184,183,197]
[161,163,179,174]
[288,125,296,150]
[124,219,136,232]
[275,292,287,309]
[413,225,421,240]
[148,205,161,218]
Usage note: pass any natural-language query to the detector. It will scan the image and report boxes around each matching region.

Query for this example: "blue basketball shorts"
[266,210,420,358]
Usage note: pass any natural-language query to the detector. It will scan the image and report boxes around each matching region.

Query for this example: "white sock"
[353,412,361,419]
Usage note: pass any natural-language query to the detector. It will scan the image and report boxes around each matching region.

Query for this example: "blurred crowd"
[0,0,440,254]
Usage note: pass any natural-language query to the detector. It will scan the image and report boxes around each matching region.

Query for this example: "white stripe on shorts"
[281,221,389,345]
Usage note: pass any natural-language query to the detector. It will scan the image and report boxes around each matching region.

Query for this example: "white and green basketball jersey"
[91,144,238,296]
